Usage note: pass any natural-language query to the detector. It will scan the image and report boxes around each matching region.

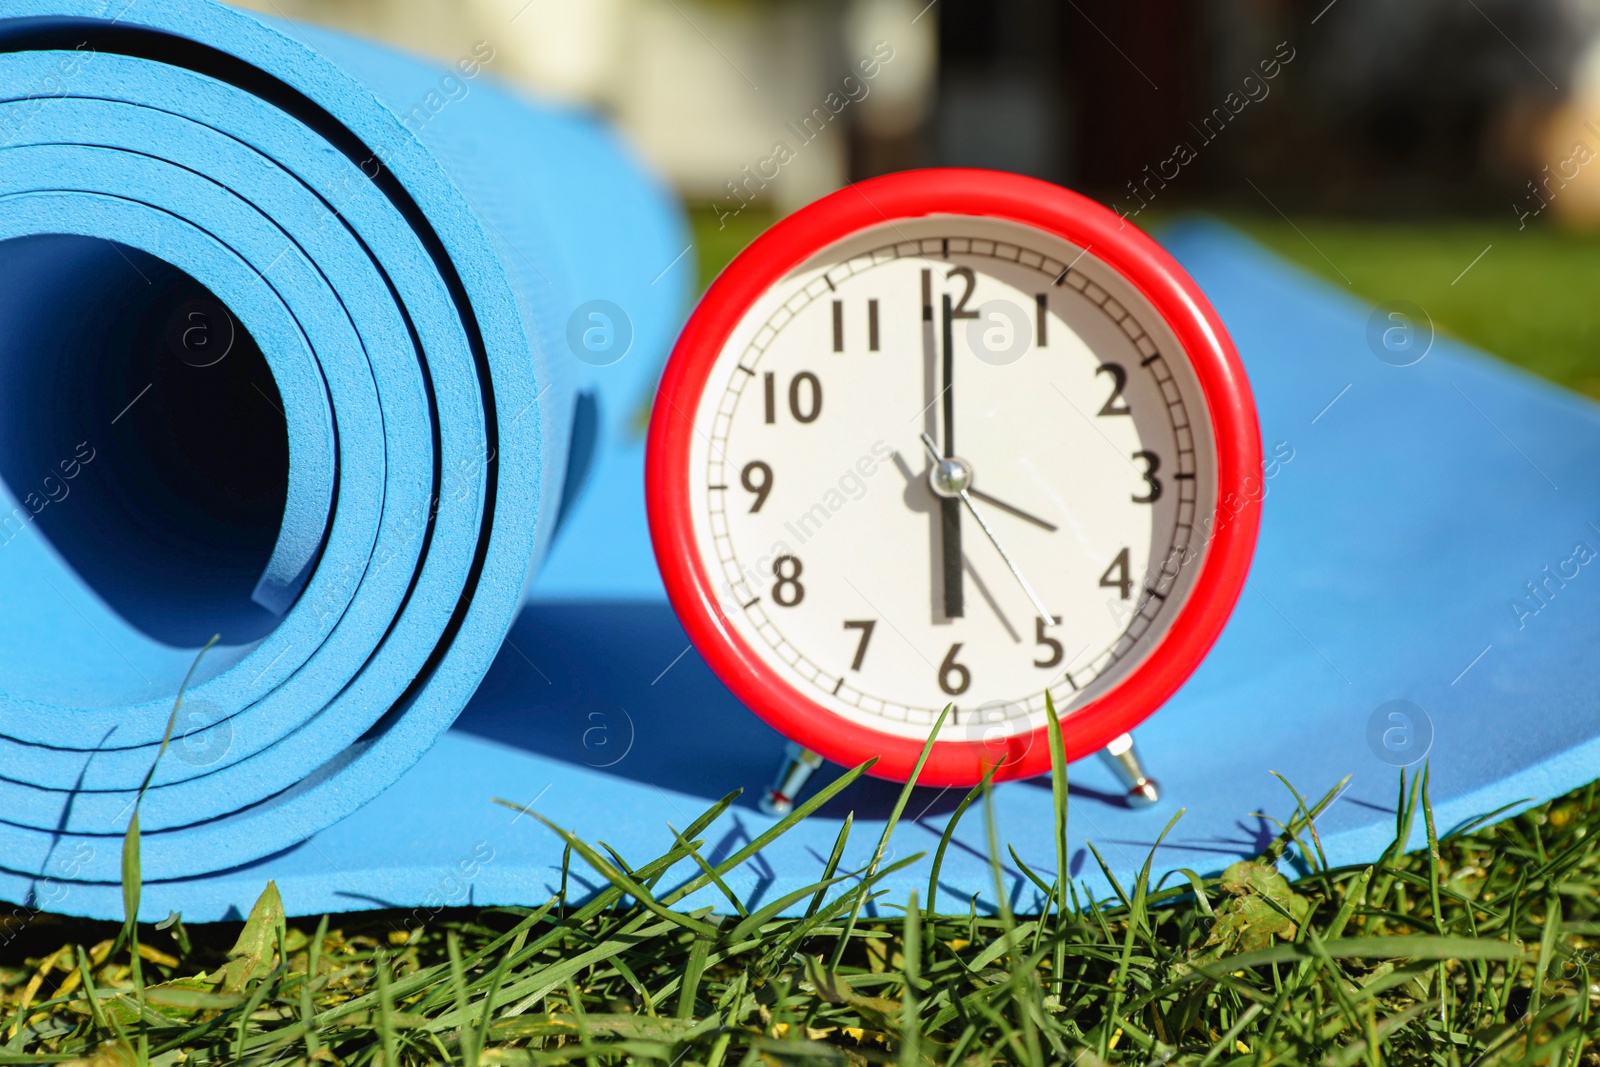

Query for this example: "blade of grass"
[376,952,398,1067]
[900,889,922,1067]
[926,761,1000,914]
[301,913,328,1064]
[1044,693,1070,1000]
[1270,769,1339,872]
[676,934,711,1022]
[447,931,476,1067]
[728,854,923,947]
[830,705,951,969]
[805,813,853,921]
[981,776,1042,1067]
[493,804,719,939]
[666,824,746,918]
[475,932,517,1054]
[115,636,217,1067]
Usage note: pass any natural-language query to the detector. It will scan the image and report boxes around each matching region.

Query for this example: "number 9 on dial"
[646,169,1262,809]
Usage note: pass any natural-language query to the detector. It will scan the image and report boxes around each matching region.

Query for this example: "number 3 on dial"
[648,168,1262,788]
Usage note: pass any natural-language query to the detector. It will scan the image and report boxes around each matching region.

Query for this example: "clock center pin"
[927,454,973,498]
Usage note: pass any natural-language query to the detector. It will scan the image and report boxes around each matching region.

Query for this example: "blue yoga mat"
[6,217,1598,921]
[0,1,688,888]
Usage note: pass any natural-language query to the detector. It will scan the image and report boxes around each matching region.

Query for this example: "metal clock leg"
[1099,732,1160,807]
[759,742,824,816]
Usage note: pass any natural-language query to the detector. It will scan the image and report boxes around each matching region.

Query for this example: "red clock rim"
[646,168,1261,787]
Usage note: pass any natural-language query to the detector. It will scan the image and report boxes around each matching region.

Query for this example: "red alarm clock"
[647,169,1261,811]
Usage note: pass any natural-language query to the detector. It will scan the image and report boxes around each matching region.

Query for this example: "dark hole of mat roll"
[0,235,288,647]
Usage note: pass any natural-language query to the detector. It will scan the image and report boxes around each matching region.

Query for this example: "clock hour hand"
[919,433,1053,621]
[966,487,1058,532]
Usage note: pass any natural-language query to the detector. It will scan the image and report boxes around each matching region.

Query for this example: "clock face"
[650,173,1259,785]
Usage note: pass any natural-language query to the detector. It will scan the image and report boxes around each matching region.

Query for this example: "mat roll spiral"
[0,0,685,886]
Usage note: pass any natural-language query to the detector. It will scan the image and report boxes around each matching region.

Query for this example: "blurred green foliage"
[1225,218,1600,401]
[688,206,775,293]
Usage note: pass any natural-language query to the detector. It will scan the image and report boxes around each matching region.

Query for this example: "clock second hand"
[918,433,1054,622]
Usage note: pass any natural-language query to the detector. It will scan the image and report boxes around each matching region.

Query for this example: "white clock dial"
[684,215,1218,750]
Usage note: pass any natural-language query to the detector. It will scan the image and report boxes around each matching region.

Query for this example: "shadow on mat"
[452,601,1130,820]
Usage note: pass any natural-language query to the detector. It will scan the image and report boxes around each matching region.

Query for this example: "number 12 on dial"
[647,169,1262,810]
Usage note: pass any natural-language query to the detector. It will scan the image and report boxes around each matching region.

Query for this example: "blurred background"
[230,0,1600,394]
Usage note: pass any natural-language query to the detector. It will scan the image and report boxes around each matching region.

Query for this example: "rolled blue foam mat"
[8,214,1600,922]
[0,0,688,889]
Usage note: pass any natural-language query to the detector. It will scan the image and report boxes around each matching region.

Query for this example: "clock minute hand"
[935,289,963,618]
[918,433,1053,622]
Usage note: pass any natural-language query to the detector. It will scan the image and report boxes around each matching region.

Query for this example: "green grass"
[2,755,1596,1064]
[4,212,1600,1065]
[688,207,775,295]
[1223,217,1600,400]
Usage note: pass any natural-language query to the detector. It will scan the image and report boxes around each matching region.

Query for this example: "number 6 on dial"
[647,169,1262,807]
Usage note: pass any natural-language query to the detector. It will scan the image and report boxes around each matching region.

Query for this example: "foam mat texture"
[0,0,688,890]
